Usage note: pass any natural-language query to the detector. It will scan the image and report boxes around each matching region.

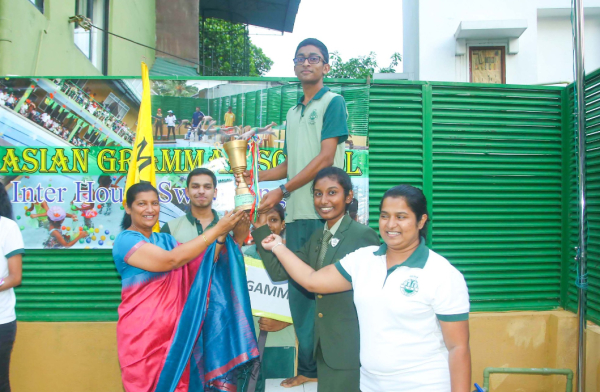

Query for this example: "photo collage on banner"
[0,77,369,321]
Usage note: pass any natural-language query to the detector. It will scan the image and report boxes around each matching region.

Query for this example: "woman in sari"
[113,182,259,392]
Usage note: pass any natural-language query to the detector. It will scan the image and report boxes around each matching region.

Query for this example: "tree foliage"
[328,52,402,79]
[199,18,273,76]
[152,80,199,97]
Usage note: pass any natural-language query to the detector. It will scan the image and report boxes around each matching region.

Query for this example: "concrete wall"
[108,0,156,76]
[9,310,600,392]
[0,0,101,76]
[402,0,600,84]
[0,0,156,77]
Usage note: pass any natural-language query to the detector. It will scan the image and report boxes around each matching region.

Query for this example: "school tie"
[316,230,333,270]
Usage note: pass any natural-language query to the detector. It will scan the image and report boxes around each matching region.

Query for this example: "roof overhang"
[454,19,528,55]
[201,0,301,33]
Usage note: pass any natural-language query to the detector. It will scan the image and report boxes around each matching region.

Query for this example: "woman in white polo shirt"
[261,185,471,392]
[0,182,24,392]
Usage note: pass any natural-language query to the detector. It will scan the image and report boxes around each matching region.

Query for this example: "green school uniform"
[253,215,380,392]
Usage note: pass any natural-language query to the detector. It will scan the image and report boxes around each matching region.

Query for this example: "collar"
[374,237,429,269]
[186,208,219,227]
[295,86,330,107]
[324,215,344,236]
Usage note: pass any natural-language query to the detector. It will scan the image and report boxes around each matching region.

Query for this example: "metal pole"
[573,0,587,391]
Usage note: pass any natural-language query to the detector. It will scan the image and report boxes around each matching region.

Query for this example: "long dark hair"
[380,185,429,239]
[311,167,353,211]
[0,182,13,220]
[120,182,159,230]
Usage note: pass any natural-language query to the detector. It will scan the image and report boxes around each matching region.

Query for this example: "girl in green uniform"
[252,167,380,392]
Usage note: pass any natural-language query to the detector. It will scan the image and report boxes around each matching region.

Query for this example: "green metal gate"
[566,68,600,324]
[368,80,565,312]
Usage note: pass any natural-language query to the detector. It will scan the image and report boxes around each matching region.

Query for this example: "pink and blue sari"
[112,230,259,392]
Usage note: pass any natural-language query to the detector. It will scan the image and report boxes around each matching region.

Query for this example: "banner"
[0,76,369,320]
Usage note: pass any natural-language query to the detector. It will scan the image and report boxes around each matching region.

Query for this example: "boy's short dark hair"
[295,38,329,64]
[186,168,217,188]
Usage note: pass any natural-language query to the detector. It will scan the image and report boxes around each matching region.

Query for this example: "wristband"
[271,242,284,253]
[0,278,4,286]
[216,238,226,245]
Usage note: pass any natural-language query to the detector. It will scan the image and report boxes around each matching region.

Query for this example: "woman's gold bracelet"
[202,234,208,244]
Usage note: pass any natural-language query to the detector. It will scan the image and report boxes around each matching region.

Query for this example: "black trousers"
[167,126,175,140]
[154,121,163,137]
[0,320,16,392]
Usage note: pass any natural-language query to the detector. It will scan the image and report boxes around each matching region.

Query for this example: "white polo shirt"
[0,217,25,324]
[335,240,469,391]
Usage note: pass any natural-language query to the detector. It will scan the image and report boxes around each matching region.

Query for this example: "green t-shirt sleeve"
[321,96,349,144]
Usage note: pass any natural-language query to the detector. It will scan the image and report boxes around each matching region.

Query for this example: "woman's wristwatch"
[279,184,291,199]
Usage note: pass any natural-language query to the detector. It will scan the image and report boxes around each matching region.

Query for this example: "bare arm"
[262,233,352,294]
[127,210,243,272]
[284,137,339,193]
[232,212,250,245]
[0,254,22,292]
[258,159,288,182]
[440,320,471,392]
[257,138,340,213]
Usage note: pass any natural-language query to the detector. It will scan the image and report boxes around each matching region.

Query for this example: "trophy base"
[234,193,255,212]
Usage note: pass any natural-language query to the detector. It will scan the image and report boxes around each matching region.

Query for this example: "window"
[103,93,130,120]
[74,0,108,73]
[469,47,506,84]
[28,0,44,13]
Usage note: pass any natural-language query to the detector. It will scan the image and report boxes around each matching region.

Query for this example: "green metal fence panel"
[343,85,370,138]
[245,90,256,128]
[267,86,282,125]
[15,249,120,321]
[235,93,244,126]
[429,84,564,311]
[368,81,565,311]
[368,84,424,232]
[566,68,600,324]
[151,96,209,123]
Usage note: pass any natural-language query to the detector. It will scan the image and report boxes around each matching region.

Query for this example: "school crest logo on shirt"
[400,275,419,297]
[309,109,318,124]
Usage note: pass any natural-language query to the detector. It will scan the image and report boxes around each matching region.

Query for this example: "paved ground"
[265,379,318,391]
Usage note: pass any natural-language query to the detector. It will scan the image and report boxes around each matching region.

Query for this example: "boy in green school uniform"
[242,37,350,389]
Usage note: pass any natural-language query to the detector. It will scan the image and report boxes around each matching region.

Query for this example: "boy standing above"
[244,38,349,388]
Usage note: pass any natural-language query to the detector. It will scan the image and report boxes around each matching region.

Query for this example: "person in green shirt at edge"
[241,38,351,389]
[252,167,380,392]
[160,167,249,247]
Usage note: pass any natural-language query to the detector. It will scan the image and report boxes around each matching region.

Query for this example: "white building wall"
[404,0,600,84]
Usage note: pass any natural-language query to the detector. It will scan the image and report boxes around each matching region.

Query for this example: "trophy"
[223,140,255,212]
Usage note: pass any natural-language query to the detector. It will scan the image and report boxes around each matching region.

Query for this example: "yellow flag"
[123,62,159,232]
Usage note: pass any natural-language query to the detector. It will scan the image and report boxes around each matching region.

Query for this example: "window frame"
[27,0,44,14]
[468,46,506,85]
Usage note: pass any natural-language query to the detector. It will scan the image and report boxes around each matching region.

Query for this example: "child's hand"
[78,231,88,239]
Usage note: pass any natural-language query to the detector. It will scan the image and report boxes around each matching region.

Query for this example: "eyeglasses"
[293,56,325,65]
